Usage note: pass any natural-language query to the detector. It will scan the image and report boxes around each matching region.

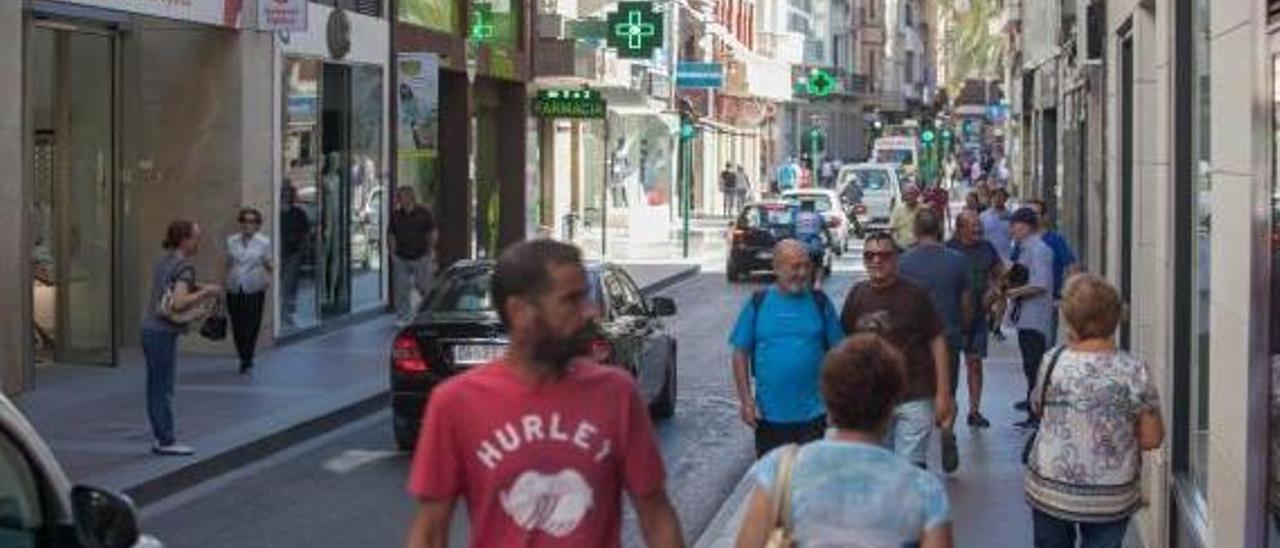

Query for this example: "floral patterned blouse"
[1025,348,1160,522]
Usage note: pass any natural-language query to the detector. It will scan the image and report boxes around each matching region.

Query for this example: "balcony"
[758,31,805,65]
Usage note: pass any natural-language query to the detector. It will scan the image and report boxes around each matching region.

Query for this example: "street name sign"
[676,62,724,89]
[533,89,606,119]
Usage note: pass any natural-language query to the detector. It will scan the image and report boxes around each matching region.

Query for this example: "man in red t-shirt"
[405,240,684,548]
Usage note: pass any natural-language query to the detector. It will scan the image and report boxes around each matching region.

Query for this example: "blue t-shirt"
[899,244,971,349]
[751,439,950,546]
[1041,230,1078,298]
[1012,234,1055,337]
[980,208,1013,262]
[729,287,844,423]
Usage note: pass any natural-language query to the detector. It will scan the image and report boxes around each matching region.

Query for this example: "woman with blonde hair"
[1024,273,1164,548]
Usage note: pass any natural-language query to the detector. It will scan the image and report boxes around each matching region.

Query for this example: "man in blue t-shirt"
[730,239,844,457]
[1024,199,1079,346]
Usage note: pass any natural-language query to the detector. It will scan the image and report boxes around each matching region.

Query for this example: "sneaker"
[1013,418,1040,429]
[940,430,959,473]
[239,362,253,374]
[1013,400,1029,412]
[967,412,991,428]
[152,442,195,456]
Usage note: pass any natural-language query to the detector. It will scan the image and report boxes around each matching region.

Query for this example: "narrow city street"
[138,266,862,546]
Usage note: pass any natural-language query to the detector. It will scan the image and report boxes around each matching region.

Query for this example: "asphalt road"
[141,253,866,548]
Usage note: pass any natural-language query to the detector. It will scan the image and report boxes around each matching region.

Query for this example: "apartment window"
[905,52,916,82]
[904,3,913,26]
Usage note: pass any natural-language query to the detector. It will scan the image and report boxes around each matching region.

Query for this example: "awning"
[707,23,793,102]
[606,104,680,133]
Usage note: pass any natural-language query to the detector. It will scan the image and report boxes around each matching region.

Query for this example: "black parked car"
[390,260,679,450]
[726,200,832,282]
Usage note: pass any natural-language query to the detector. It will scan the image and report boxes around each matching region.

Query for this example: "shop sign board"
[59,0,246,27]
[533,89,606,119]
[258,0,307,32]
[605,2,663,59]
[676,62,723,89]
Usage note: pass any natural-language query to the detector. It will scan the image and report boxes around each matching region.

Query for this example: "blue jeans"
[142,328,179,445]
[1032,509,1129,548]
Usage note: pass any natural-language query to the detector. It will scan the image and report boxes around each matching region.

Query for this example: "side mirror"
[72,486,142,548]
[650,297,677,317]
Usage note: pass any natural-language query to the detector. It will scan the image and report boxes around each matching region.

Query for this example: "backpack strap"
[812,290,834,351]
[749,289,767,377]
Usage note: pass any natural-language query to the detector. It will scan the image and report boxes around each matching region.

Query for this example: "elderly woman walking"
[734,334,953,548]
[1024,273,1165,548]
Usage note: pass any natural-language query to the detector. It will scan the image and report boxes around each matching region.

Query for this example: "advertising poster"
[398,0,458,34]
[397,53,441,203]
[258,0,307,32]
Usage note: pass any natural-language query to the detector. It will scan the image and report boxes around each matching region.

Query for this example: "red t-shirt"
[407,359,666,547]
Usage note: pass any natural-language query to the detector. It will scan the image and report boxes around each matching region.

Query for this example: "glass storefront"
[280,57,385,335]
[1267,51,1280,548]
[29,23,116,366]
[1186,0,1212,506]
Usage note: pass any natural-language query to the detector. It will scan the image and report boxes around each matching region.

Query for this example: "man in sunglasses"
[841,232,956,470]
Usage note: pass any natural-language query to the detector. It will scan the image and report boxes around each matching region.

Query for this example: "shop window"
[280,58,385,335]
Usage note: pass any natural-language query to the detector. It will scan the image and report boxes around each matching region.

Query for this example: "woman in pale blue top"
[734,334,953,548]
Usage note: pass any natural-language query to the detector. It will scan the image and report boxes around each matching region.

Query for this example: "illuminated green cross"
[470,3,494,43]
[807,68,835,97]
[616,11,655,49]
[606,2,663,59]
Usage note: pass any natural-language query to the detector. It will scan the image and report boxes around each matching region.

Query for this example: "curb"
[692,467,755,548]
[117,265,701,508]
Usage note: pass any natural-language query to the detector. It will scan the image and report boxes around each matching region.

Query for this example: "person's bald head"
[773,239,813,294]
[956,209,982,244]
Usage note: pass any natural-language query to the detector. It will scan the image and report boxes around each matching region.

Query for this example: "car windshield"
[851,170,892,192]
[787,194,833,212]
[741,205,796,228]
[875,149,913,164]
[425,267,605,313]
[426,269,495,312]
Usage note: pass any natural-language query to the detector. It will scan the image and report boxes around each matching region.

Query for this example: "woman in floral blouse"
[1024,273,1165,548]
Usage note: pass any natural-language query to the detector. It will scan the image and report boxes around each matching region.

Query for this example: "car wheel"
[393,416,418,452]
[650,355,677,419]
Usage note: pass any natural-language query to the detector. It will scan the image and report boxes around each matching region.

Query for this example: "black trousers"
[1018,329,1048,405]
[755,415,827,458]
[226,291,266,367]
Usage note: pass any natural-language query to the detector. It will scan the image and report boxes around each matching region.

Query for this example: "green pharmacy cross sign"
[806,68,836,97]
[533,89,607,119]
[606,2,663,59]
[470,3,495,43]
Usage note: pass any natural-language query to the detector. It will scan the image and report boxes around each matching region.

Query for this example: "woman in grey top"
[142,220,219,456]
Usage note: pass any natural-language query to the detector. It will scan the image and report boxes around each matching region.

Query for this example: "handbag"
[765,445,800,548]
[199,297,228,341]
[1022,346,1068,464]
[160,284,214,326]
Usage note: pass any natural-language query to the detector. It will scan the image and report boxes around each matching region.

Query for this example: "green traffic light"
[921,130,936,143]
[680,122,695,140]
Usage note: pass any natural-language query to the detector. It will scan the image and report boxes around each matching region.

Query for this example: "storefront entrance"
[281,57,385,336]
[29,21,117,366]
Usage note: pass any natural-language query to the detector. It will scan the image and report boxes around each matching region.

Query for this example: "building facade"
[0,0,393,394]
[1005,0,1280,545]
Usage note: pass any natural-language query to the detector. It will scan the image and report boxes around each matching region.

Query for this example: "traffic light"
[680,117,696,140]
[921,129,936,144]
[678,98,697,140]
[808,128,826,152]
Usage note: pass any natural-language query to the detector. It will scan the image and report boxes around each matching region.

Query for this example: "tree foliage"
[935,0,1006,93]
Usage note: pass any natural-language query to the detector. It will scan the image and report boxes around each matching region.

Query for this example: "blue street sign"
[675,62,724,89]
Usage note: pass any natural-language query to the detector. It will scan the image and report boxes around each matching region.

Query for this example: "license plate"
[452,344,505,364]
[757,251,773,260]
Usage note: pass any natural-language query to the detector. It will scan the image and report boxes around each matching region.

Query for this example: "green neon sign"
[606,2,663,59]
[533,89,607,119]
[807,69,835,97]
[470,3,494,43]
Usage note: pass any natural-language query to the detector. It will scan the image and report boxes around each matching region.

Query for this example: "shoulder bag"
[766,444,800,548]
[1021,346,1067,464]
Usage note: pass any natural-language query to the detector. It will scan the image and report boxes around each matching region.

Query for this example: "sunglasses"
[863,250,896,262]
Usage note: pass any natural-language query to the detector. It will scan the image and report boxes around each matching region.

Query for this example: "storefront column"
[437,71,472,264]
[0,1,30,394]
[498,81,527,249]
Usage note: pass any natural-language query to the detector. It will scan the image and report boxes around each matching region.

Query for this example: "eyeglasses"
[863,250,896,262]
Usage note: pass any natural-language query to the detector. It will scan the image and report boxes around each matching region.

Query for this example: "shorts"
[755,415,827,458]
[964,319,989,358]
[884,399,935,466]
